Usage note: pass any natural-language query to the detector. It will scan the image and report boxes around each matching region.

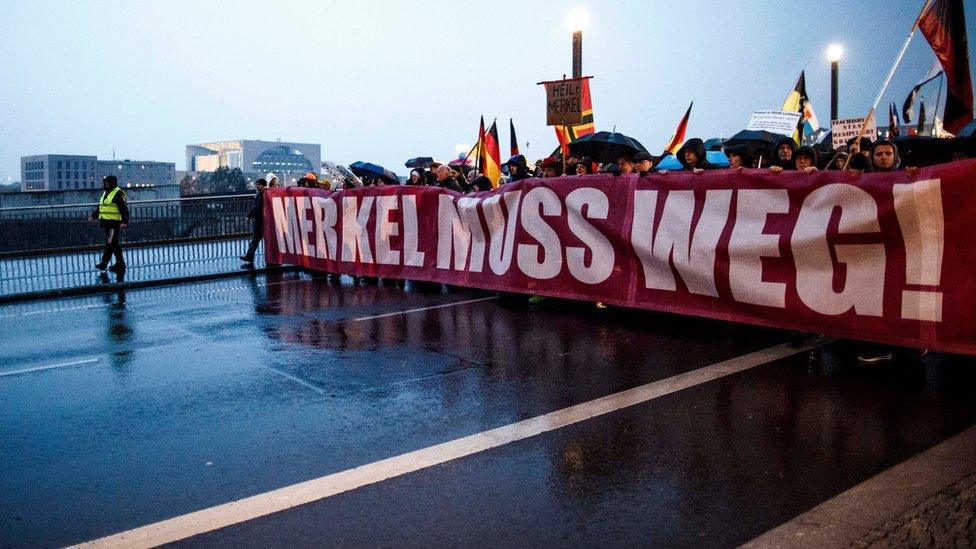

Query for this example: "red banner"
[264,160,976,354]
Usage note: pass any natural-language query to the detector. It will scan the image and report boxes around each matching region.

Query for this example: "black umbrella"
[723,130,785,167]
[893,136,976,167]
[349,161,400,184]
[405,157,437,168]
[567,131,648,163]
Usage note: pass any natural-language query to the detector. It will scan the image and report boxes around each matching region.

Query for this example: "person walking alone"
[240,178,267,264]
[89,175,129,273]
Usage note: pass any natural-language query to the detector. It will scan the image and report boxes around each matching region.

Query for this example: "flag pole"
[932,72,945,135]
[843,0,935,169]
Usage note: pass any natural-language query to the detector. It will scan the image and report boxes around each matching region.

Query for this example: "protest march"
[258,0,976,356]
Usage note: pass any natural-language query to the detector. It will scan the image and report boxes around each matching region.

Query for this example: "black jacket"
[91,186,130,225]
[676,138,717,170]
[247,189,265,222]
[771,137,797,169]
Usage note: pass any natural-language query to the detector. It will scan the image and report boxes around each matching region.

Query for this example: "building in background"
[19,154,176,192]
[186,139,321,185]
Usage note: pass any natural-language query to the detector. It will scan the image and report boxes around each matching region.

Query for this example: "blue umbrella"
[349,161,399,184]
[655,151,730,170]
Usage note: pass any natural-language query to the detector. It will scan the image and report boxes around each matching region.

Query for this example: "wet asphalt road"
[1,273,975,547]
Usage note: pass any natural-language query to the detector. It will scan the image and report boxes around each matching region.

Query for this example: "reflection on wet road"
[1,273,974,547]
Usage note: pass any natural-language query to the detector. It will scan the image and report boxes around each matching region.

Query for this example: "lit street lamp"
[566,9,588,79]
[827,44,843,123]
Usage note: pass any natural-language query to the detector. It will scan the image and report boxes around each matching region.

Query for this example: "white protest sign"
[747,110,803,136]
[832,115,877,148]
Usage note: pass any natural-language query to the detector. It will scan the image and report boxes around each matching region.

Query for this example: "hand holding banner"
[265,161,976,354]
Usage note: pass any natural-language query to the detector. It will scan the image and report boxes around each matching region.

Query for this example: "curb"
[0,265,302,304]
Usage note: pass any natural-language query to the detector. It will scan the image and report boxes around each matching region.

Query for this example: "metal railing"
[0,194,254,255]
[0,194,266,297]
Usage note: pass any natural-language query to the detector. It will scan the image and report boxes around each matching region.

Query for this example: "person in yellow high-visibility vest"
[88,175,130,272]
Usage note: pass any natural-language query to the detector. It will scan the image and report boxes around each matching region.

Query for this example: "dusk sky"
[2,0,974,182]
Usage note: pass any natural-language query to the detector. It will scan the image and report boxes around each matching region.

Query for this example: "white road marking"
[0,358,100,378]
[744,424,976,548]
[0,304,111,318]
[73,337,829,548]
[264,367,327,396]
[353,296,499,321]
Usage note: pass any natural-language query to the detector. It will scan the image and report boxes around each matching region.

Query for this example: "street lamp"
[566,9,588,79]
[827,44,843,123]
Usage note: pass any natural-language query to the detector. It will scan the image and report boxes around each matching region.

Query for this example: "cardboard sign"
[747,110,803,136]
[832,115,877,148]
[543,79,584,126]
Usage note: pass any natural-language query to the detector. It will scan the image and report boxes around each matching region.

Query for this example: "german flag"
[663,101,693,154]
[480,120,502,188]
[554,77,595,156]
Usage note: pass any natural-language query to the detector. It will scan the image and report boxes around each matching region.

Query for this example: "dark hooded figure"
[869,139,902,172]
[846,136,873,171]
[469,175,492,192]
[505,154,531,182]
[793,146,820,172]
[771,137,797,170]
[677,138,716,171]
[724,145,752,170]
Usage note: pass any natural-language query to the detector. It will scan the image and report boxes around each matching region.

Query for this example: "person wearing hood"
[869,140,901,172]
[793,146,820,173]
[505,155,531,182]
[265,172,279,187]
[724,145,752,170]
[88,175,130,273]
[676,138,716,173]
[772,146,818,174]
[770,137,797,170]
[469,175,492,192]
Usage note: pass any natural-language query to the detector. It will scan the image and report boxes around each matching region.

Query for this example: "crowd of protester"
[383,133,960,194]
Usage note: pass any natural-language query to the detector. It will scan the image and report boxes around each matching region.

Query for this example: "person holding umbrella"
[408,169,425,185]
[634,152,657,175]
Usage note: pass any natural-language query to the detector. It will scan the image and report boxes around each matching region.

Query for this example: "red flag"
[509,119,520,157]
[918,0,973,134]
[663,101,693,154]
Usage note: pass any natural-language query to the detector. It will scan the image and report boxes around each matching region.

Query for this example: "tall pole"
[572,30,582,79]
[830,60,839,121]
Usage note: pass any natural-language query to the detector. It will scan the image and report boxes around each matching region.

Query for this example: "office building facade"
[186,140,321,179]
[20,155,176,192]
